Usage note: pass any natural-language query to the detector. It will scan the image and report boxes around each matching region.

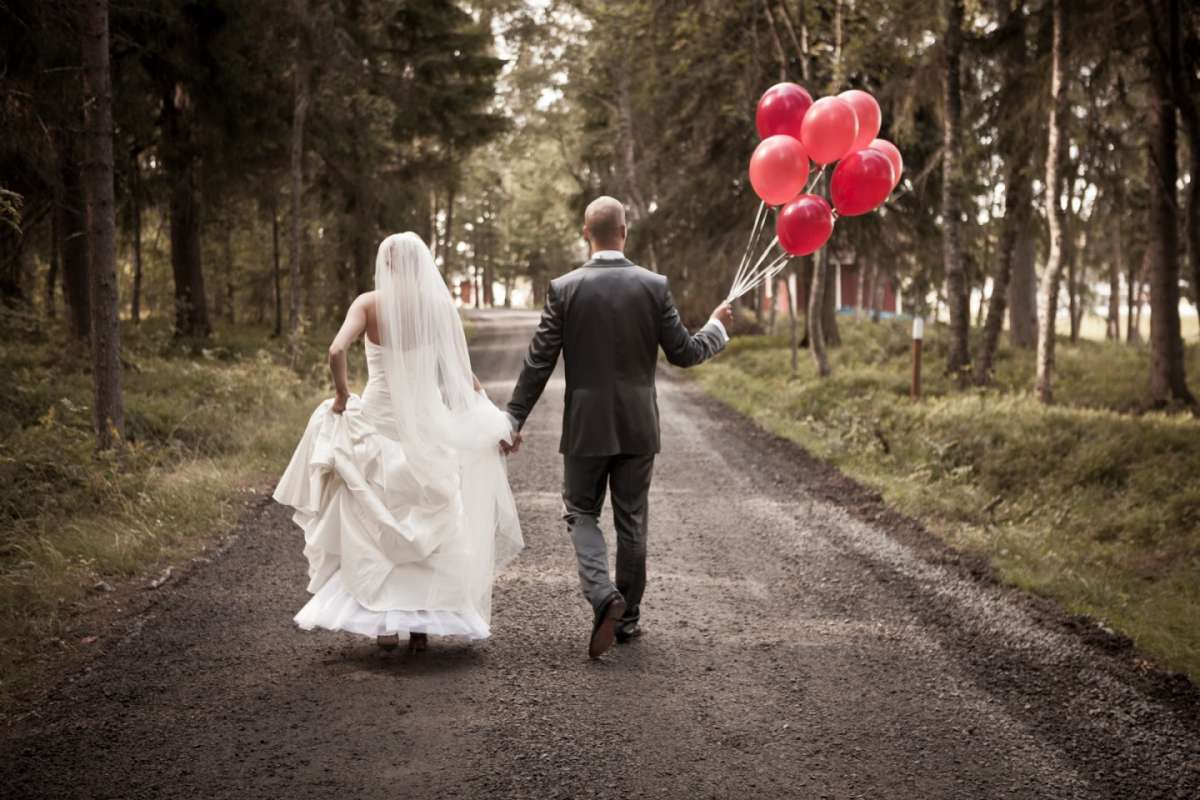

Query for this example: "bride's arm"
[328,294,369,413]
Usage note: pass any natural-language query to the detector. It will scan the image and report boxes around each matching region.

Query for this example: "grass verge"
[0,309,359,708]
[693,316,1200,681]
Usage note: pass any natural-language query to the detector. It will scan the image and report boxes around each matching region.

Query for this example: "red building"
[761,263,899,316]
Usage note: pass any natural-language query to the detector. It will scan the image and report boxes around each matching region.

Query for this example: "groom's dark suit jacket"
[507,254,727,457]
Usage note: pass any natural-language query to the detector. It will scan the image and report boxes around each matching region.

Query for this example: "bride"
[273,232,522,653]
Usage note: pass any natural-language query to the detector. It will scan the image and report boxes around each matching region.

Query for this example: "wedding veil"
[373,232,523,570]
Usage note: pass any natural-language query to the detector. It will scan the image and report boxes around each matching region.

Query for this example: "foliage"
[693,317,1200,680]
[0,0,505,328]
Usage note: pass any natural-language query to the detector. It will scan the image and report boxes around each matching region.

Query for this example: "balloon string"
[724,200,763,291]
[724,203,763,293]
[728,236,782,302]
[729,237,777,299]
[728,251,791,302]
[735,254,788,300]
[730,201,769,298]
[802,165,827,197]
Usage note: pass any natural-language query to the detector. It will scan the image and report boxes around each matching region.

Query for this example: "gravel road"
[3,309,1198,799]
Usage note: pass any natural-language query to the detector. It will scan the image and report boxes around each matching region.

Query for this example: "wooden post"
[911,316,924,400]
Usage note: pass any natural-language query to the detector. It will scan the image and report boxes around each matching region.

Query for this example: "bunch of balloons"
[729,82,903,303]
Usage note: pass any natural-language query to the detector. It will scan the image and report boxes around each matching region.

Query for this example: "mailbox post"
[911,316,924,400]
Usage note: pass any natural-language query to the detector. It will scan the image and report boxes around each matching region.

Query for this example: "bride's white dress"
[273,338,521,640]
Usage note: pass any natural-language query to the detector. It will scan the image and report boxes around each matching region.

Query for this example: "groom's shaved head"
[584,196,627,251]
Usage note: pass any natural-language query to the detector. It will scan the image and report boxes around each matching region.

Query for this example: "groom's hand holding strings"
[711,302,734,332]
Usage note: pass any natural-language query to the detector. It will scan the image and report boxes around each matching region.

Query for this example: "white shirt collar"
[591,250,625,261]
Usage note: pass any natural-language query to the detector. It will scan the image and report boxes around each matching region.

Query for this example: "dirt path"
[3,310,1198,799]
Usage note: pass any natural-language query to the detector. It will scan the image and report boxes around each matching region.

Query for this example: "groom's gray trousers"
[563,453,655,626]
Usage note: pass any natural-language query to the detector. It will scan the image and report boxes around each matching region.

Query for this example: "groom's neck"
[589,242,625,256]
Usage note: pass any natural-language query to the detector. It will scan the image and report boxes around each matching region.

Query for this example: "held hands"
[500,431,523,456]
[711,302,734,332]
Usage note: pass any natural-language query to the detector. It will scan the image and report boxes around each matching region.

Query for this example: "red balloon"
[868,138,903,188]
[800,97,859,164]
[777,194,834,256]
[830,148,894,216]
[755,82,814,140]
[839,90,881,152]
[749,135,811,206]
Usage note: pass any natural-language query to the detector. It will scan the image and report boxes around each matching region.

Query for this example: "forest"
[1,0,1199,698]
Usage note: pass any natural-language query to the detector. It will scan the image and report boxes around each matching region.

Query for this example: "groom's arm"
[659,282,729,368]
[506,281,565,432]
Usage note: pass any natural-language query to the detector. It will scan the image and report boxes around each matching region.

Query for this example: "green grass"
[0,308,360,707]
[694,316,1200,680]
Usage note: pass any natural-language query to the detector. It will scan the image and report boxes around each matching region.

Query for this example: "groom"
[504,196,733,659]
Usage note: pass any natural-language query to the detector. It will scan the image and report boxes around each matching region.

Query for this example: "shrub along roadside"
[0,310,358,708]
[692,318,1200,682]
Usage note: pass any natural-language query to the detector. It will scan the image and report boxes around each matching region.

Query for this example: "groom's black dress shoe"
[589,592,626,659]
[615,623,642,644]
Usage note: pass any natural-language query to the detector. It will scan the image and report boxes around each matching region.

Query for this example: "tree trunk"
[57,142,91,340]
[831,0,845,86]
[799,255,813,348]
[855,263,866,317]
[46,211,59,318]
[0,214,24,304]
[483,216,495,306]
[1072,219,1091,338]
[288,37,310,338]
[942,0,970,380]
[1009,232,1038,347]
[1144,0,1195,405]
[822,259,840,345]
[429,189,440,261]
[222,220,235,324]
[130,150,143,325]
[302,225,316,323]
[788,268,800,372]
[1161,0,1200,312]
[975,274,988,328]
[81,0,124,448]
[1129,248,1148,343]
[871,268,885,322]
[762,2,789,81]
[613,62,658,272]
[1066,239,1079,342]
[1108,181,1123,340]
[768,274,779,334]
[442,182,456,278]
[163,85,210,338]
[808,248,832,377]
[271,194,282,337]
[1035,0,1067,403]
[1062,144,1080,344]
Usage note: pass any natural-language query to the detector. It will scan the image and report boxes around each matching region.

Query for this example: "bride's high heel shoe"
[376,634,400,651]
[408,633,428,654]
